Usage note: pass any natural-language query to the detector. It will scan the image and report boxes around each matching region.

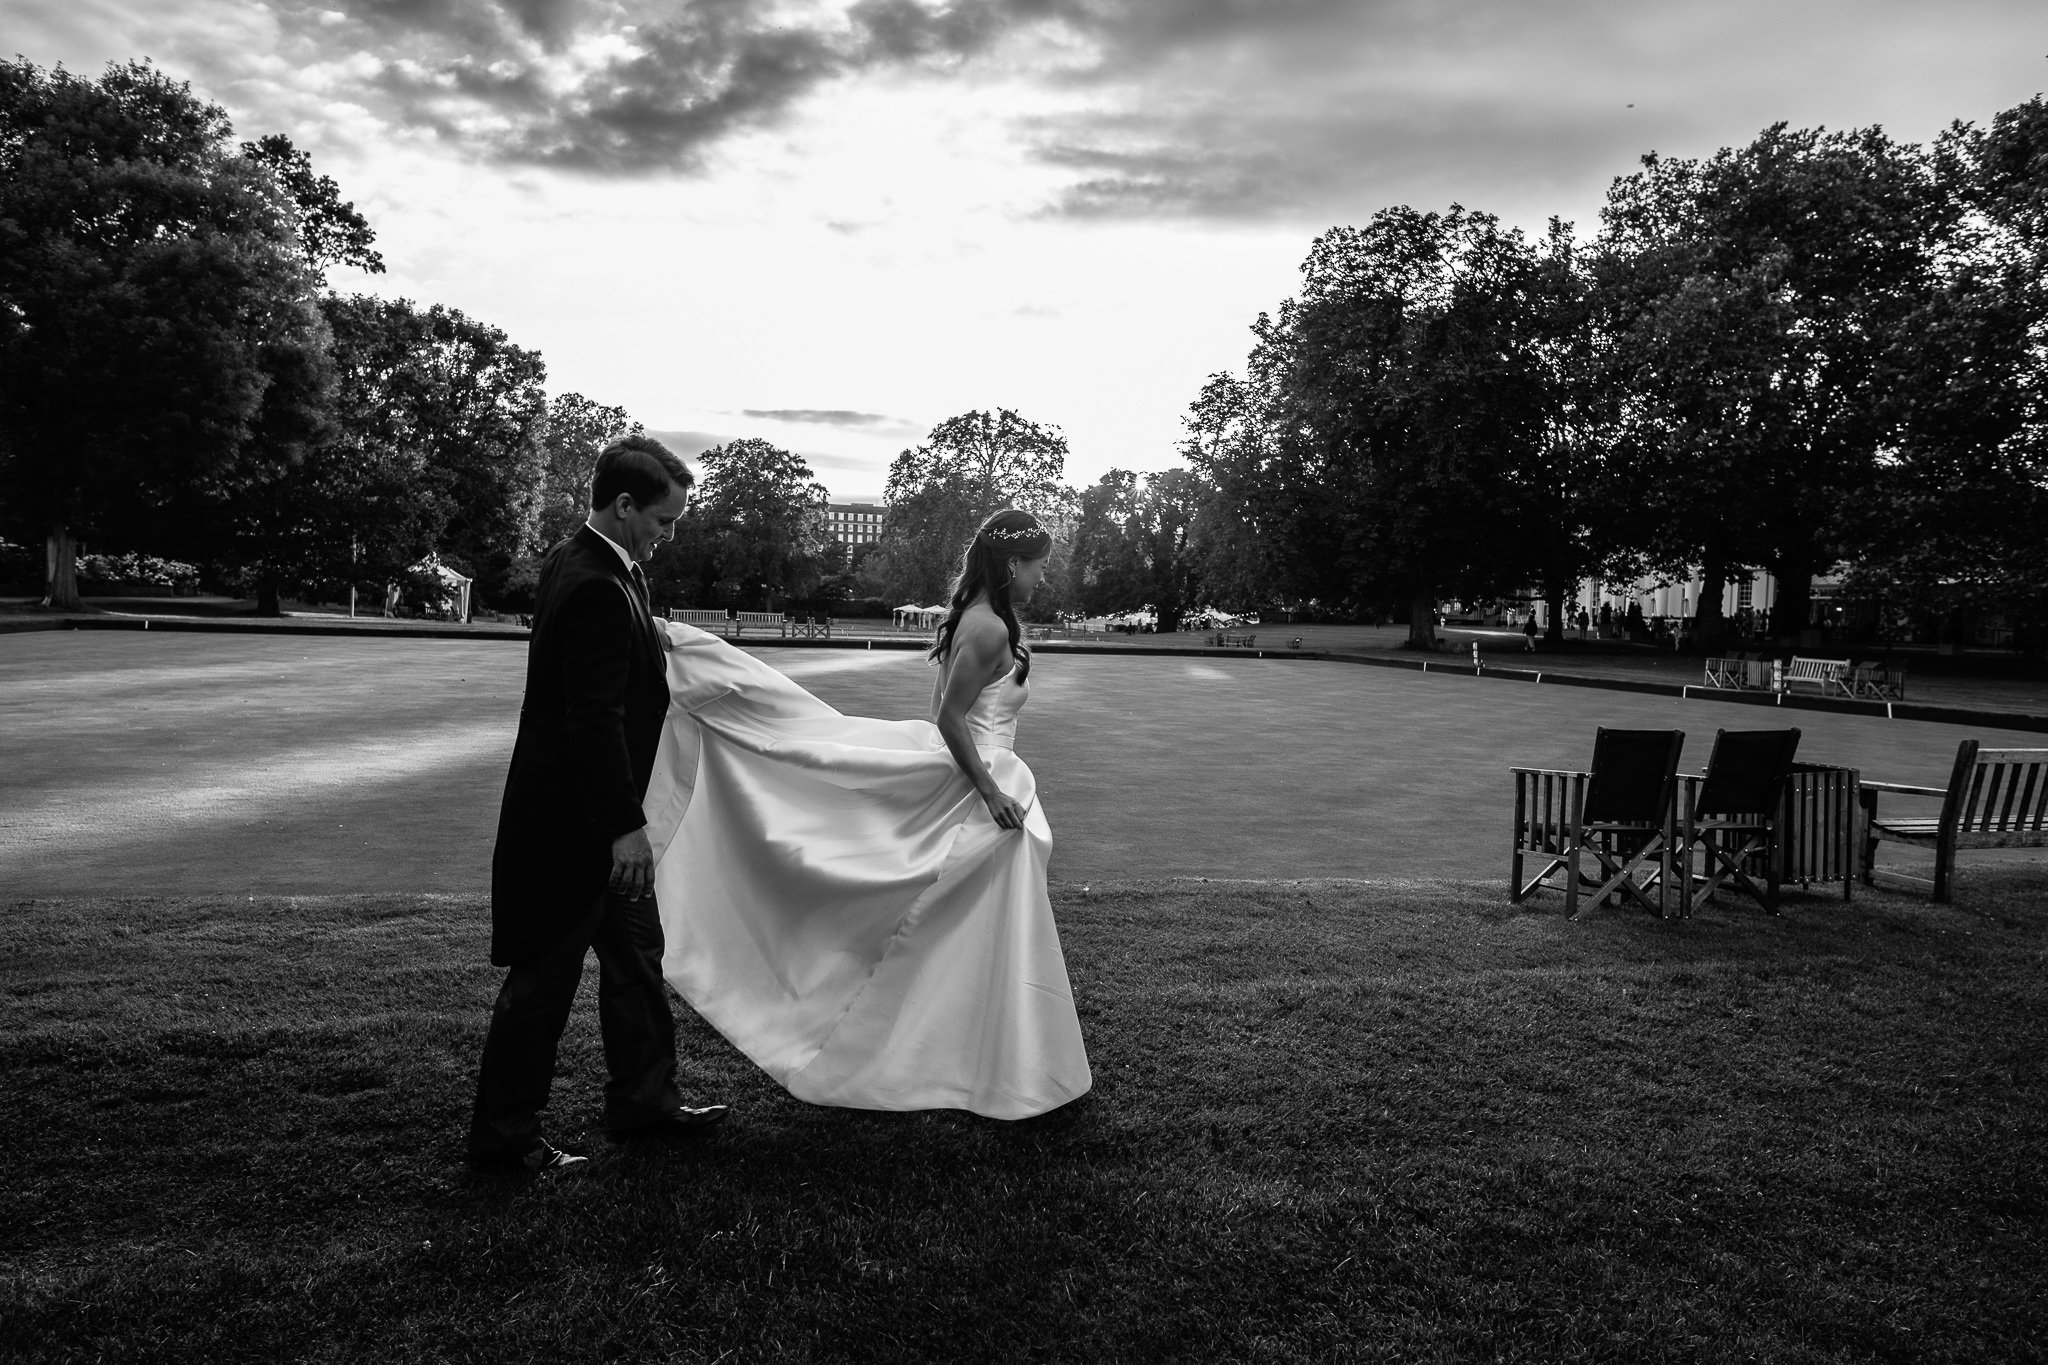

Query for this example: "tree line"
[0,58,849,617]
[857,102,2048,651]
[7,58,2043,650]
[1189,105,2048,649]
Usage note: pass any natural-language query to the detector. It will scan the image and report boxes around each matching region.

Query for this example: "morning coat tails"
[490,524,670,966]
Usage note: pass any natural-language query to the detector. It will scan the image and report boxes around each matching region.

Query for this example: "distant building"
[826,501,886,565]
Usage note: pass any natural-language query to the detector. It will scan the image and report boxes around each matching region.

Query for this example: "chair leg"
[1933,835,1953,904]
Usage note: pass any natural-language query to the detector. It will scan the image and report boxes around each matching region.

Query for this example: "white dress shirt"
[584,520,637,575]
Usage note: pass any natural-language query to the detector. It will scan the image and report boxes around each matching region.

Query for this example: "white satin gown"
[642,623,1092,1119]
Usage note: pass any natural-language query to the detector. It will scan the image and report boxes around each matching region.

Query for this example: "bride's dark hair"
[929,508,1054,684]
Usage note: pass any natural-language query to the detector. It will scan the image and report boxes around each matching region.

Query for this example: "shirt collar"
[584,520,638,575]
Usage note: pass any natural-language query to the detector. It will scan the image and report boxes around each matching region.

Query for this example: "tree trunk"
[1771,556,1813,644]
[1406,583,1438,650]
[1543,577,1568,644]
[1694,552,1728,648]
[43,527,82,611]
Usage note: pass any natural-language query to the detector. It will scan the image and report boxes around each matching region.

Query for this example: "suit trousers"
[468,889,684,1161]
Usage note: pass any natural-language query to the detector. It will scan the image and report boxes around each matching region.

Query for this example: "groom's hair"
[590,435,694,510]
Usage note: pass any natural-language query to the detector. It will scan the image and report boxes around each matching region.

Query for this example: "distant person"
[1522,613,1538,651]
[470,435,727,1176]
[1599,602,1614,638]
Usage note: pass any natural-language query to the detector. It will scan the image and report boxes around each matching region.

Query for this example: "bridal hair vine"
[979,519,1045,547]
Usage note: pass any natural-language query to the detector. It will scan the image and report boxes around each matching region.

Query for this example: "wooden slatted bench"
[1778,656,1852,699]
[1209,632,1256,648]
[666,608,730,633]
[731,611,785,637]
[1860,742,2048,902]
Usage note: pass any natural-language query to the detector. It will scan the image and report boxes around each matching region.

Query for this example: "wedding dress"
[643,623,1091,1119]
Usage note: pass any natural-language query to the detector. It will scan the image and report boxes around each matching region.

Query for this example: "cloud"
[647,428,891,489]
[741,407,912,428]
[25,0,2039,227]
[265,0,1070,174]
[645,428,731,458]
[1018,0,2048,223]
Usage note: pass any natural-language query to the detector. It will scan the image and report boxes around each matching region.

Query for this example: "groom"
[468,434,729,1174]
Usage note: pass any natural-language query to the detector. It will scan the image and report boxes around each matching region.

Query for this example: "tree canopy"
[0,58,337,608]
[860,409,1074,607]
[651,438,829,611]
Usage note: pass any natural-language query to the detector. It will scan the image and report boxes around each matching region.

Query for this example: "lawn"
[3,874,2044,1362]
[4,632,2045,1361]
[5,632,2044,896]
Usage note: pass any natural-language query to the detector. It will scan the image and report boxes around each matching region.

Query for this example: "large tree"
[203,135,386,613]
[651,437,828,611]
[1065,467,1207,631]
[1592,122,1958,640]
[253,295,549,612]
[861,409,1074,605]
[1065,470,1149,616]
[1181,372,1297,613]
[0,59,335,609]
[1228,205,1572,646]
[533,393,642,550]
[1835,99,2048,649]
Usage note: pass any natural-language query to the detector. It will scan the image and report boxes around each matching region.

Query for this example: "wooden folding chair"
[1512,728,1686,919]
[1677,728,1803,916]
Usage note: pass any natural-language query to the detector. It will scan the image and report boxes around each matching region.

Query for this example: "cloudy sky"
[11,0,2045,500]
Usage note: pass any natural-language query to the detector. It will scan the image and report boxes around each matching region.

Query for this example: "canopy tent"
[893,603,950,630]
[386,556,473,622]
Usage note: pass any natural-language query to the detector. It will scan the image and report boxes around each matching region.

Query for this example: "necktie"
[629,563,650,614]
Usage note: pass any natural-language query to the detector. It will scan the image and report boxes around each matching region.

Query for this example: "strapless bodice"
[961,670,1028,751]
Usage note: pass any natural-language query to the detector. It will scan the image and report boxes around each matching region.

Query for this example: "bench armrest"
[1859,780,1947,797]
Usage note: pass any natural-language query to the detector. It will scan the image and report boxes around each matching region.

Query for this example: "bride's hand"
[982,786,1030,830]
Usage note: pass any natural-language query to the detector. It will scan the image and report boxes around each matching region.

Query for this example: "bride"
[641,509,1091,1119]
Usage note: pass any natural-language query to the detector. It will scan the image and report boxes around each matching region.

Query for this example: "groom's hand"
[610,828,656,901]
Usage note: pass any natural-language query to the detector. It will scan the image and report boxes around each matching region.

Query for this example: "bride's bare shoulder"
[942,603,1011,678]
[953,601,1009,644]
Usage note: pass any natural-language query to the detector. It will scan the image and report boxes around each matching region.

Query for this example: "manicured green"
[5,632,2044,898]
[4,875,2043,1362]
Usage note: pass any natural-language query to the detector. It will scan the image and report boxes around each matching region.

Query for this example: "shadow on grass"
[2,873,2044,1363]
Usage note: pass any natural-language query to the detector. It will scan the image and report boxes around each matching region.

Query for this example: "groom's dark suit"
[491,524,671,965]
[469,524,683,1163]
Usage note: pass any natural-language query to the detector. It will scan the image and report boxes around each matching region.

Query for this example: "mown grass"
[3,875,2044,1363]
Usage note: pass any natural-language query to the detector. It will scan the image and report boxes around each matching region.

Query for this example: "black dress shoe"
[470,1139,589,1175]
[607,1105,731,1142]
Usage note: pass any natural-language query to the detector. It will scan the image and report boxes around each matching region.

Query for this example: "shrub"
[75,552,200,592]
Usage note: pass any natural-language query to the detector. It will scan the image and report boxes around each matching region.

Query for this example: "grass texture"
[9,631,2045,897]
[3,875,2045,1363]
